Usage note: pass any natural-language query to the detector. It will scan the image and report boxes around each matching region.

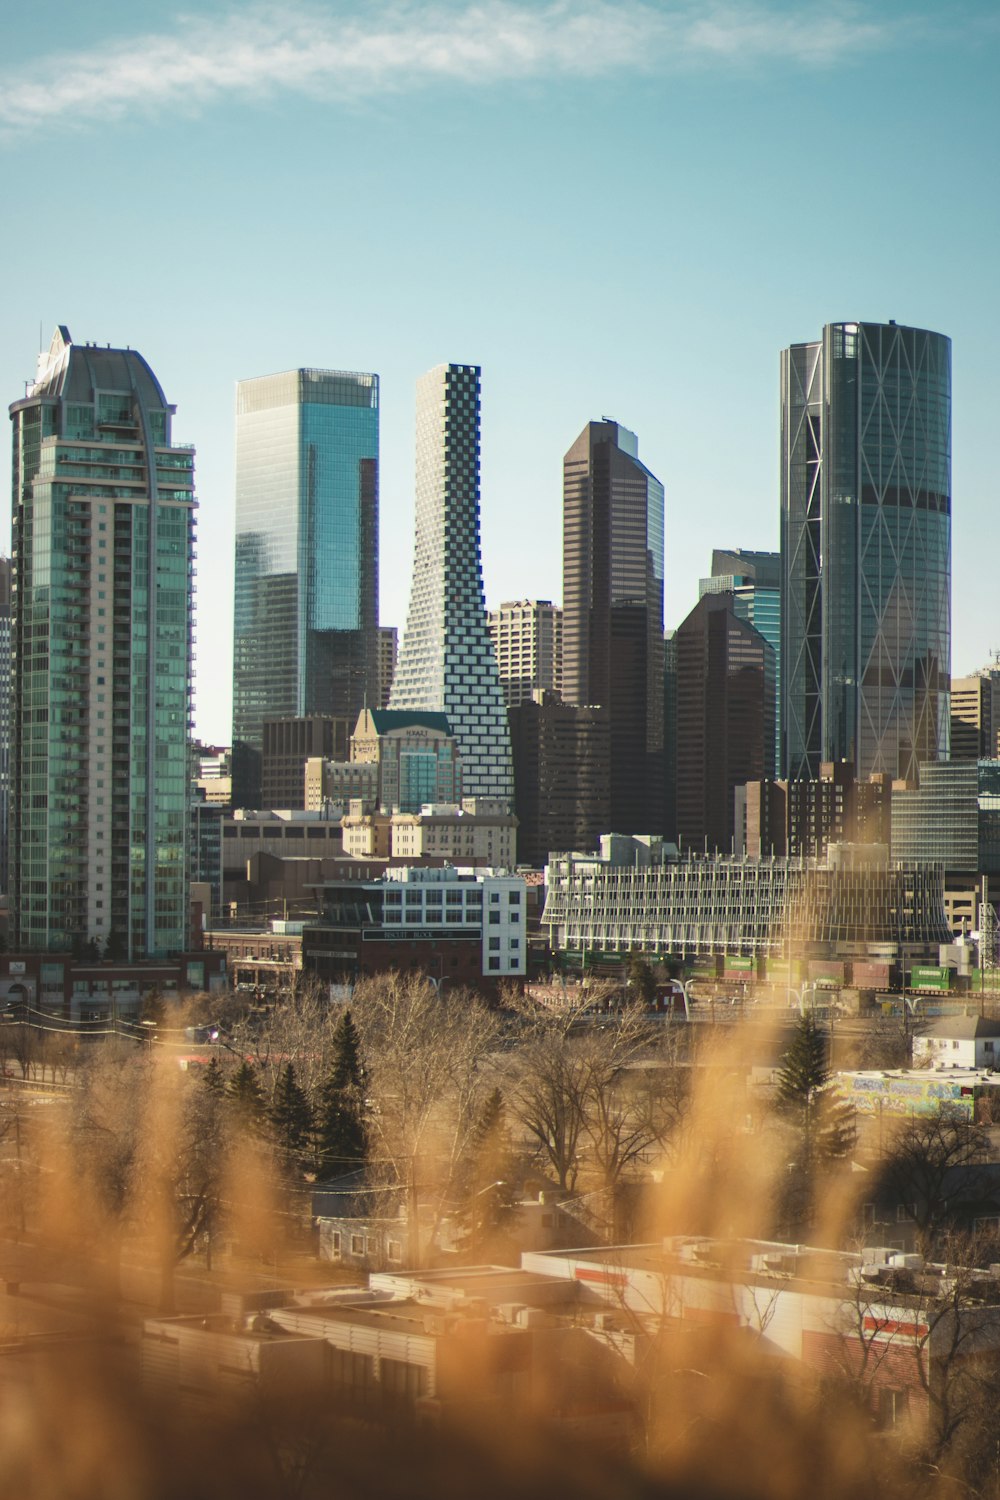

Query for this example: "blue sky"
[1,0,997,744]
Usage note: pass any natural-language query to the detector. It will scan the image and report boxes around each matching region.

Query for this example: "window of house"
[896,1203,916,1222]
[387,1240,402,1261]
[351,1234,364,1255]
[331,1232,342,1256]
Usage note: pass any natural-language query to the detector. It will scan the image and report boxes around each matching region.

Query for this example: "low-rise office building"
[542,836,950,966]
[390,799,516,867]
[303,866,527,989]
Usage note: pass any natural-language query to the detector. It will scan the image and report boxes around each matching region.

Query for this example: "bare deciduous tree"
[504,997,672,1200]
[350,972,501,1256]
[881,1114,992,1258]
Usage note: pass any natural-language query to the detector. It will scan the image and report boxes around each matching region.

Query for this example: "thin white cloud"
[0,1,890,136]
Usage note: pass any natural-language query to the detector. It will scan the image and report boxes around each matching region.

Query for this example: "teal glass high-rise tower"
[781,321,951,783]
[9,327,194,958]
[232,369,379,807]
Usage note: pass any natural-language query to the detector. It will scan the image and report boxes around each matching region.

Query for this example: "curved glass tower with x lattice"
[781,321,951,784]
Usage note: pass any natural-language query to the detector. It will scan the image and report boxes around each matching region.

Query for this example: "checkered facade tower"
[389,364,513,803]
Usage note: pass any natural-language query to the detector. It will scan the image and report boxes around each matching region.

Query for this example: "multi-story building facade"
[260,714,350,810]
[9,327,194,958]
[663,629,678,842]
[782,321,951,783]
[377,625,397,708]
[891,760,1000,878]
[232,368,380,807]
[507,695,610,867]
[303,865,527,986]
[488,599,562,708]
[563,420,664,833]
[390,799,517,867]
[543,838,950,966]
[304,709,461,815]
[739,761,894,860]
[675,593,775,852]
[950,675,995,761]
[389,364,513,802]
[0,557,11,891]
[700,548,781,770]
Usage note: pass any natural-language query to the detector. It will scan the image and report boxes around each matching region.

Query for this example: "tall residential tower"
[9,328,194,957]
[563,419,665,833]
[232,369,379,806]
[389,364,513,803]
[781,321,951,783]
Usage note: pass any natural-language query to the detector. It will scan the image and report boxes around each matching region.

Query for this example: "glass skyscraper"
[700,548,781,771]
[232,369,379,806]
[389,364,513,803]
[9,327,194,957]
[563,420,665,834]
[781,321,951,783]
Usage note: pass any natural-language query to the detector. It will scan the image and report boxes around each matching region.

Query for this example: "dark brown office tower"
[261,715,350,810]
[562,421,664,833]
[951,675,994,760]
[508,696,610,867]
[676,594,775,851]
[742,779,787,856]
[740,761,895,860]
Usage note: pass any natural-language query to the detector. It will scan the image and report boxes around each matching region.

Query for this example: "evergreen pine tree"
[776,1014,854,1165]
[458,1087,518,1253]
[225,1060,265,1127]
[270,1062,313,1160]
[315,1080,366,1177]
[330,1008,363,1091]
[141,989,166,1029]
[626,954,656,1007]
[776,1015,829,1112]
[202,1056,226,1096]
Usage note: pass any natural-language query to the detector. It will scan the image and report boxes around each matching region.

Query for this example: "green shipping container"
[909,965,951,992]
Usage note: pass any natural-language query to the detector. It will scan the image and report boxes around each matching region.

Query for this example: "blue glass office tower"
[781,322,951,783]
[9,327,194,958]
[232,369,379,807]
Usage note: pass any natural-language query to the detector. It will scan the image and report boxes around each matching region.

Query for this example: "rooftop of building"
[22,326,170,413]
[525,1236,1000,1308]
[922,1015,1000,1040]
[359,709,453,737]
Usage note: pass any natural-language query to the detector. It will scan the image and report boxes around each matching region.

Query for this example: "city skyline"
[0,2,997,744]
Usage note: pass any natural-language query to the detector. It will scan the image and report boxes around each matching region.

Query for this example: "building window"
[489,911,500,925]
[489,937,500,951]
[387,1240,402,1262]
[896,1203,916,1222]
[488,958,500,971]
[351,1234,364,1255]
[331,1231,342,1256]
